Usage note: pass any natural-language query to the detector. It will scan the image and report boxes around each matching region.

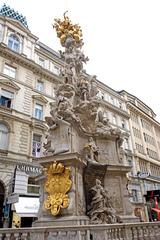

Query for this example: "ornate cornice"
[0,43,62,83]
[128,102,160,127]
[32,94,48,104]
[133,152,160,166]
[101,99,130,118]
[0,77,20,91]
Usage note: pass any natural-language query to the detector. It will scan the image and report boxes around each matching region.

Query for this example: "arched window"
[8,34,20,52]
[0,123,9,150]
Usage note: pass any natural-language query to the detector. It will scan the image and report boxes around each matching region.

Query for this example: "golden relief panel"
[44,162,72,216]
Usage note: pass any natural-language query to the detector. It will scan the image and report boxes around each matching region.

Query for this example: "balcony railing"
[0,222,160,239]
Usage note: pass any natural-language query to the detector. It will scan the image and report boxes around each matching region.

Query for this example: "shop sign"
[16,164,42,175]
[137,172,150,179]
[15,197,39,215]
[7,193,19,204]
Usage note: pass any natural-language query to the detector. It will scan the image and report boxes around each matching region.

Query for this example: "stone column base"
[33,215,89,227]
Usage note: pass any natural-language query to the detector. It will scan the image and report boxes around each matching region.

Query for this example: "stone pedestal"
[84,162,139,223]
[34,153,89,227]
[104,165,139,222]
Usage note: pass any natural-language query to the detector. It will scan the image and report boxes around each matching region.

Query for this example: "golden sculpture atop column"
[53,11,83,46]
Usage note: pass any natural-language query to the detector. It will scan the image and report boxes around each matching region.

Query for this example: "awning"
[14,197,39,217]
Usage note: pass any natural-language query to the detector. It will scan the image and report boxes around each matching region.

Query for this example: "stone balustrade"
[0,222,159,240]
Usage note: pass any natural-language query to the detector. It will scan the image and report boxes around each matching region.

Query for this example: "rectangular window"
[32,134,41,157]
[38,57,45,67]
[34,104,43,120]
[143,132,155,146]
[8,39,19,52]
[133,127,141,139]
[135,143,145,155]
[4,64,16,78]
[36,80,44,92]
[130,112,138,123]
[146,148,158,160]
[27,177,40,194]
[141,118,152,131]
[0,89,14,108]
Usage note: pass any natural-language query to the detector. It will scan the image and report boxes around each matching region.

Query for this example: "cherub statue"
[84,137,99,162]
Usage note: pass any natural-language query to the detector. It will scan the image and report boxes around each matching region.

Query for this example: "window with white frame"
[135,143,145,155]
[4,64,16,78]
[27,177,40,194]
[8,34,20,52]
[0,123,9,150]
[34,103,43,120]
[36,80,44,92]
[32,134,41,157]
[0,89,14,108]
[38,57,45,67]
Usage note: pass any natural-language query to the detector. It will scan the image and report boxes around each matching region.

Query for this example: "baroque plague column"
[34,13,136,227]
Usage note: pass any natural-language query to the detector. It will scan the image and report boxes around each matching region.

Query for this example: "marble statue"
[88,179,121,224]
[84,137,99,162]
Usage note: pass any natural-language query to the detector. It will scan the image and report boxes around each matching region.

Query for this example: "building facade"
[0,3,160,227]
[0,4,63,227]
[120,90,160,221]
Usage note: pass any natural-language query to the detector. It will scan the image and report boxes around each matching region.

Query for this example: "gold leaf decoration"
[44,162,72,216]
[53,11,83,46]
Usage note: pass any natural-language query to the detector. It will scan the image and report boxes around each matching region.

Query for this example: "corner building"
[120,91,160,221]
